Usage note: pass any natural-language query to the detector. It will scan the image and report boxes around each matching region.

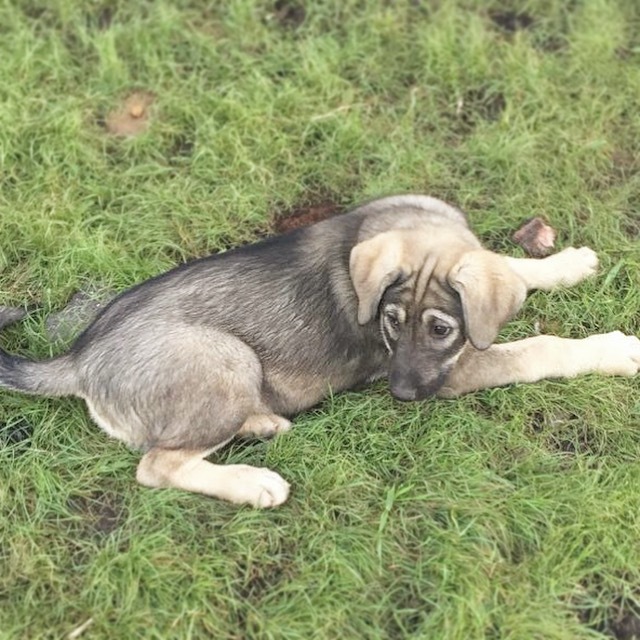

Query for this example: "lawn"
[0,0,639,638]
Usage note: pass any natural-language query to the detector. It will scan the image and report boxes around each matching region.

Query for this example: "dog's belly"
[261,364,381,415]
[263,378,329,415]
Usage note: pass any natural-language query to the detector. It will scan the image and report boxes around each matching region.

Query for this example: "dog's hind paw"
[226,465,291,508]
[585,331,640,376]
[238,413,292,438]
[551,246,599,286]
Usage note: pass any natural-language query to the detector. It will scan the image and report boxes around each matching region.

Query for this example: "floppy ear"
[349,231,414,325]
[448,251,527,350]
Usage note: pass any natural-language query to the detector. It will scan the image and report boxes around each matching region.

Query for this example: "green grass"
[1,0,639,638]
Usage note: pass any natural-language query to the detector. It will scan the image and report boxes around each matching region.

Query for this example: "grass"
[0,0,639,638]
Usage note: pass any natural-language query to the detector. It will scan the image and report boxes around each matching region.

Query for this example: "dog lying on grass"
[1,195,638,507]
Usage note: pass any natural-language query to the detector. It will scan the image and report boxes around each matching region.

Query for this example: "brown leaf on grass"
[273,200,342,233]
[512,217,556,257]
[105,91,155,137]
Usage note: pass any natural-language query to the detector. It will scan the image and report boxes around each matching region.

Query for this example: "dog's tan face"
[350,229,527,401]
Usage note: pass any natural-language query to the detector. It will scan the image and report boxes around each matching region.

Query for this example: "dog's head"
[350,229,527,400]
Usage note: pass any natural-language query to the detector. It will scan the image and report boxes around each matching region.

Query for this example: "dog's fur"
[1,195,639,507]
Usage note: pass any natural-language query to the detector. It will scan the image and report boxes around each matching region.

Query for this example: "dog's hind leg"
[438,331,640,397]
[237,413,292,438]
[505,247,598,291]
[136,444,290,508]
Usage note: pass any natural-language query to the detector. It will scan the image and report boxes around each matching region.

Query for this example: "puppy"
[1,195,638,506]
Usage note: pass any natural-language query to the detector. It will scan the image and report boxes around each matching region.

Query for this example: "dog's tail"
[0,308,79,397]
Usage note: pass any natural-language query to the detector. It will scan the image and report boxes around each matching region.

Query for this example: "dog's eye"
[386,313,400,329]
[432,324,451,338]
[383,305,405,336]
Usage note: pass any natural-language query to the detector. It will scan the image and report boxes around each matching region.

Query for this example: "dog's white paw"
[551,247,599,286]
[227,465,291,508]
[584,331,640,376]
[238,414,292,438]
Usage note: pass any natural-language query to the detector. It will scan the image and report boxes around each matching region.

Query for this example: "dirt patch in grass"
[273,199,343,233]
[600,610,640,640]
[86,4,115,30]
[237,558,291,600]
[67,491,126,536]
[529,409,604,457]
[577,580,640,640]
[533,32,568,53]
[167,133,195,163]
[549,433,589,456]
[104,91,156,137]
[488,9,568,53]
[529,410,546,434]
[452,86,506,135]
[0,418,33,454]
[463,88,506,122]
[271,0,306,29]
[489,10,534,33]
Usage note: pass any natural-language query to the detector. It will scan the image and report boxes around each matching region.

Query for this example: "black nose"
[389,370,447,402]
[389,379,418,402]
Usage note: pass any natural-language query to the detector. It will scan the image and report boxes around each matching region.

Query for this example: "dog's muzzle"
[388,370,447,402]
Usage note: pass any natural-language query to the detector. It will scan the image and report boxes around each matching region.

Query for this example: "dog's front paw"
[585,331,640,376]
[551,247,599,286]
[227,465,291,508]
